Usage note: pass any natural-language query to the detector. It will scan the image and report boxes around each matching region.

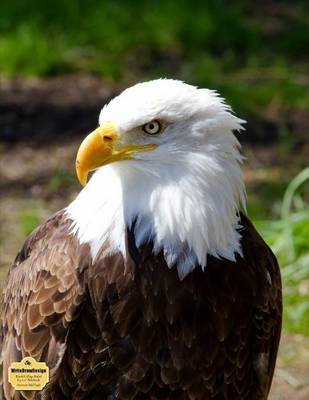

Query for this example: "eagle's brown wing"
[240,213,282,398]
[0,211,89,400]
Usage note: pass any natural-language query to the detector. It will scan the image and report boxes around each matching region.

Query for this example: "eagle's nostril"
[103,135,113,142]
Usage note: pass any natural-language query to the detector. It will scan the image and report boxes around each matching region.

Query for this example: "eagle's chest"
[84,243,261,399]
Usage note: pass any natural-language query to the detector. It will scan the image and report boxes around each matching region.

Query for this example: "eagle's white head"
[67,79,246,279]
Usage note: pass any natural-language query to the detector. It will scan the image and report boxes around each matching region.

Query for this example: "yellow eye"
[142,120,162,135]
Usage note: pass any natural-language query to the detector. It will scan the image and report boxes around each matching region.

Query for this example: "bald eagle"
[0,80,282,400]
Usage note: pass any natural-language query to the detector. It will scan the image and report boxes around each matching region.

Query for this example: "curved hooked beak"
[75,122,157,186]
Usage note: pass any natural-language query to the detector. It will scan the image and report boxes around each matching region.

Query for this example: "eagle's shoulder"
[0,209,90,399]
[238,212,282,308]
[12,210,70,267]
[3,209,90,303]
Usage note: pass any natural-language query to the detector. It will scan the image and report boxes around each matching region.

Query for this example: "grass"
[255,168,309,336]
[46,169,76,194]
[0,1,308,116]
[19,207,42,236]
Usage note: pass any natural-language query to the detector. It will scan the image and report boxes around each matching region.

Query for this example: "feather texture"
[0,211,281,399]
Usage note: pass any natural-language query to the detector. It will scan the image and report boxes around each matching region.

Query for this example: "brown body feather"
[0,211,281,399]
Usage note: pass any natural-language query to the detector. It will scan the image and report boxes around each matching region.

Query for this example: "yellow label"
[8,357,49,391]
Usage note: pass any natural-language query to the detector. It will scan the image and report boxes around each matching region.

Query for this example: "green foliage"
[19,207,41,236]
[0,1,308,113]
[255,168,309,336]
[46,170,75,193]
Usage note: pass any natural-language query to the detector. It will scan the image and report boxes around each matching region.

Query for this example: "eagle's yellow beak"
[76,122,157,186]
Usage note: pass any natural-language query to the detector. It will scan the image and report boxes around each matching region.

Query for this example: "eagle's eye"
[142,120,162,135]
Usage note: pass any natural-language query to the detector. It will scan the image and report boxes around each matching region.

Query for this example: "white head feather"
[67,79,246,279]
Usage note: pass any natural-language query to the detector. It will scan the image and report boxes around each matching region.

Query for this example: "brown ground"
[0,75,308,398]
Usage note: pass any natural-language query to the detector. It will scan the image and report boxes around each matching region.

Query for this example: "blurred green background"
[0,1,308,395]
[1,0,308,116]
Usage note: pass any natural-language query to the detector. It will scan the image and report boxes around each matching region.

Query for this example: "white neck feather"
[66,141,245,280]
